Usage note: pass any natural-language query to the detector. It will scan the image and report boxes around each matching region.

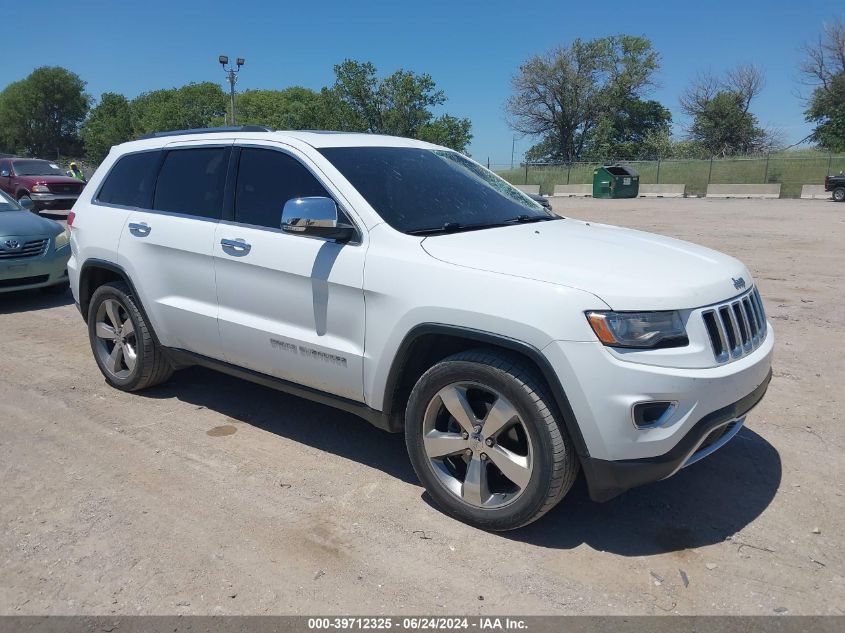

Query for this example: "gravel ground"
[0,198,842,615]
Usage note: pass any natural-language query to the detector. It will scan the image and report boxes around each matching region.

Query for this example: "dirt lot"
[0,198,842,615]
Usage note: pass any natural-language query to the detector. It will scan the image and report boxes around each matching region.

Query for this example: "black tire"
[833,187,845,202]
[87,281,173,391]
[405,349,579,531]
[40,280,69,294]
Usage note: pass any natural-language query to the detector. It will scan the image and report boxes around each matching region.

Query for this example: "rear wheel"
[405,349,579,531]
[87,281,173,391]
[833,187,845,202]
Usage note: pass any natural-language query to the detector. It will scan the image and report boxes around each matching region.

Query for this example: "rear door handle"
[128,222,151,237]
[220,238,251,254]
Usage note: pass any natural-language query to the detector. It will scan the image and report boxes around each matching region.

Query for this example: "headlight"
[54,230,69,250]
[31,184,50,193]
[586,311,687,349]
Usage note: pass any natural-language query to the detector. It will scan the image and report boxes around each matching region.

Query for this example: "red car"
[0,157,85,212]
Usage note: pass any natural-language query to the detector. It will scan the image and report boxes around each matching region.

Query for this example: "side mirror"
[281,197,355,243]
[18,197,34,211]
[0,169,9,177]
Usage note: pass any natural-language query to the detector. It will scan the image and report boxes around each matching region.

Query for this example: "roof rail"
[137,125,273,140]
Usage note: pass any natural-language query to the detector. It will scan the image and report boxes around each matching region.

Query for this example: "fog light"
[632,401,677,428]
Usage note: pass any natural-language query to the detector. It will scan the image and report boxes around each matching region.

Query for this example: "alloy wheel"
[93,298,138,379]
[421,382,534,509]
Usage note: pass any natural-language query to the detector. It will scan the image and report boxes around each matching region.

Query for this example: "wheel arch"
[382,324,590,460]
[78,260,160,344]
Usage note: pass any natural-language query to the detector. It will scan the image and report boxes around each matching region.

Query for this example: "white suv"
[68,127,773,530]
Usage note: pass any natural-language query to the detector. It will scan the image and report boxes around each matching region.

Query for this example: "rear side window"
[153,147,230,219]
[234,148,331,229]
[97,151,161,208]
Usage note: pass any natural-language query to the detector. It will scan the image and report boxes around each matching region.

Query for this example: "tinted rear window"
[97,151,161,208]
[153,147,230,219]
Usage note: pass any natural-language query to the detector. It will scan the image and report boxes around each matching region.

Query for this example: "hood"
[420,218,751,311]
[17,174,82,186]
[0,209,63,238]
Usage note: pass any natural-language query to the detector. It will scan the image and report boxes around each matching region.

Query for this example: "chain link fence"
[491,153,845,198]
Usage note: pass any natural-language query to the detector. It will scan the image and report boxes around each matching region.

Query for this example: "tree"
[800,19,845,151]
[586,97,672,159]
[81,93,133,163]
[806,73,845,151]
[418,114,473,152]
[688,91,768,156]
[130,82,227,136]
[328,60,472,152]
[680,64,777,156]
[0,66,90,157]
[505,35,662,162]
[232,87,325,130]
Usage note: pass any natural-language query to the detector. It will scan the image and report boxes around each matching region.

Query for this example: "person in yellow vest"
[68,161,86,182]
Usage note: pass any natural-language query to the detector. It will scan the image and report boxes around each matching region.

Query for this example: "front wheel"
[405,349,579,531]
[833,187,845,202]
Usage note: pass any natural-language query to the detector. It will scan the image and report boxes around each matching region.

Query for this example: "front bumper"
[542,323,774,501]
[0,245,70,292]
[30,192,79,209]
[581,371,770,501]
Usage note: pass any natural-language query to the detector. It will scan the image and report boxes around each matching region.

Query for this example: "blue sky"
[1,0,834,163]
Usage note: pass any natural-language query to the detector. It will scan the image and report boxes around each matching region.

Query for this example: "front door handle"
[220,238,251,254]
[128,222,151,237]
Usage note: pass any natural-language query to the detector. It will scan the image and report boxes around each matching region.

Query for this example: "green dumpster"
[592,165,640,199]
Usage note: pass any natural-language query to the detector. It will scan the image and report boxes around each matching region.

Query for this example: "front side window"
[318,147,552,234]
[234,148,331,229]
[97,151,162,209]
[153,147,230,219]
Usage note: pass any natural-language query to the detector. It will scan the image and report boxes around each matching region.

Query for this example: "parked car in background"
[0,158,85,212]
[824,172,845,201]
[0,189,70,293]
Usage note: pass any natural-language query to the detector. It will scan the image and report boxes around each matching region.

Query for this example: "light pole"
[219,55,244,125]
[511,135,516,170]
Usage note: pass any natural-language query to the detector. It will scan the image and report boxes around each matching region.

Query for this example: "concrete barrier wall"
[706,184,781,199]
[515,184,540,195]
[800,185,830,200]
[639,184,685,198]
[552,184,592,197]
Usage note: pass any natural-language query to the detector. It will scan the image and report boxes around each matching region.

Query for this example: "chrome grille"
[49,183,82,194]
[702,288,767,363]
[0,238,49,259]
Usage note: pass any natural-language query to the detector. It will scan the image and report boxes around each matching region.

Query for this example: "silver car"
[0,190,70,294]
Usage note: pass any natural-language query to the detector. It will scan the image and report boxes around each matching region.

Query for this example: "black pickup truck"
[824,173,845,201]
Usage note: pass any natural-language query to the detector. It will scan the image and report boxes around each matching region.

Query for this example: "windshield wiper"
[504,214,556,224]
[407,216,557,236]
[407,222,466,235]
